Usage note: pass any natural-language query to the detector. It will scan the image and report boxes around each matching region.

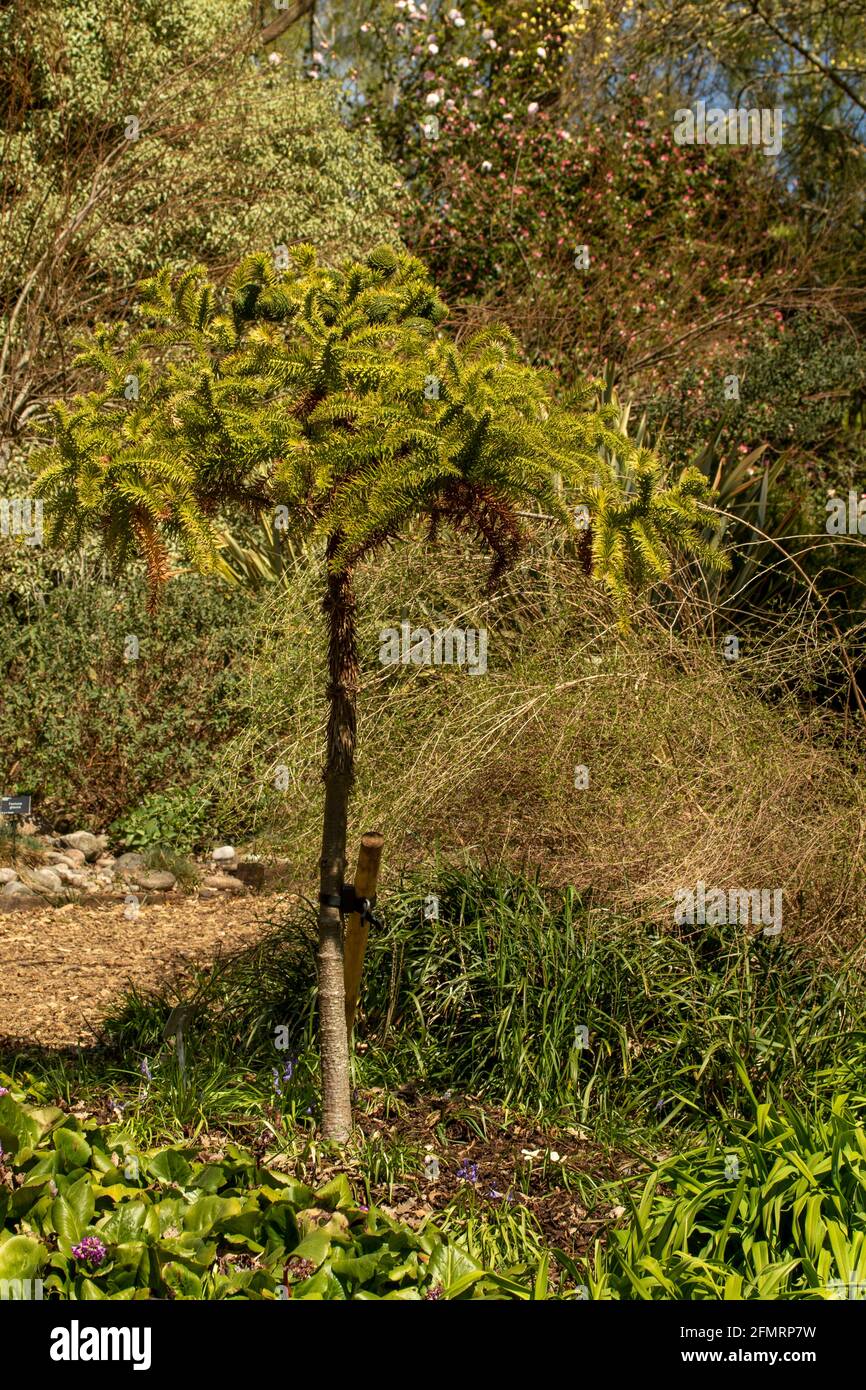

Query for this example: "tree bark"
[259,0,315,46]
[317,534,357,1141]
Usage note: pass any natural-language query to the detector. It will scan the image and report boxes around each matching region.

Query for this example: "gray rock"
[44,845,83,867]
[53,864,86,885]
[59,868,87,887]
[211,845,236,863]
[59,848,87,868]
[198,887,218,900]
[61,831,102,862]
[21,867,63,894]
[203,874,246,893]
[0,867,19,885]
[114,852,146,876]
[2,879,40,900]
[133,870,176,892]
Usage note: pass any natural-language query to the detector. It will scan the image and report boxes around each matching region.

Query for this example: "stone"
[232,862,266,892]
[44,845,84,867]
[202,874,246,893]
[59,848,87,868]
[20,866,63,894]
[211,845,236,862]
[0,867,19,884]
[95,854,116,867]
[2,879,40,900]
[60,831,102,862]
[53,864,86,886]
[198,887,218,900]
[114,852,146,876]
[132,870,176,892]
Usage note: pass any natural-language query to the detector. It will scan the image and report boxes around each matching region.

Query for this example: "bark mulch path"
[0,893,297,1048]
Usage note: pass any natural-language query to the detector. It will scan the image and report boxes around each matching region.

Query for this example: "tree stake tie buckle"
[320,886,382,928]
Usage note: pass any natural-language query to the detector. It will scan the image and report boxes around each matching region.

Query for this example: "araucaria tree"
[33,243,721,1140]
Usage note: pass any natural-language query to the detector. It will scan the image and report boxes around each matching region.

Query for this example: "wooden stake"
[343,831,384,1039]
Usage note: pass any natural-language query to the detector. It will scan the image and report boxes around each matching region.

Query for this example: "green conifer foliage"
[33,243,724,1138]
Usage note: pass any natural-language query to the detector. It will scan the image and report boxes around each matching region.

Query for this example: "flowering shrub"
[334,2,800,382]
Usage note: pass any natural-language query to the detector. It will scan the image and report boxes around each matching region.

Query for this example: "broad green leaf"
[54,1126,93,1173]
[97,1202,150,1245]
[184,1196,242,1235]
[426,1241,482,1296]
[162,1261,203,1298]
[0,1096,40,1155]
[25,1106,66,1138]
[51,1175,95,1246]
[78,1278,106,1300]
[288,1228,331,1267]
[313,1174,353,1211]
[0,1235,43,1281]
[147,1149,193,1186]
[330,1249,389,1284]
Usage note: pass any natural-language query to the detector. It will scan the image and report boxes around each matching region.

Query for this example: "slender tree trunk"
[317,534,357,1141]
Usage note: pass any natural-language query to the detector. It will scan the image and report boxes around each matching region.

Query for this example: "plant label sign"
[0,795,31,816]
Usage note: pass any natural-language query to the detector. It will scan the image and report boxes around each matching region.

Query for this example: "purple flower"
[139,1058,152,1082]
[71,1236,107,1268]
[425,1284,444,1300]
[0,1086,9,1097]
[272,1059,295,1096]
[457,1159,478,1184]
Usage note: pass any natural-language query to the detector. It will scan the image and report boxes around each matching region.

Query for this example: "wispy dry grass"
[213,526,866,962]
